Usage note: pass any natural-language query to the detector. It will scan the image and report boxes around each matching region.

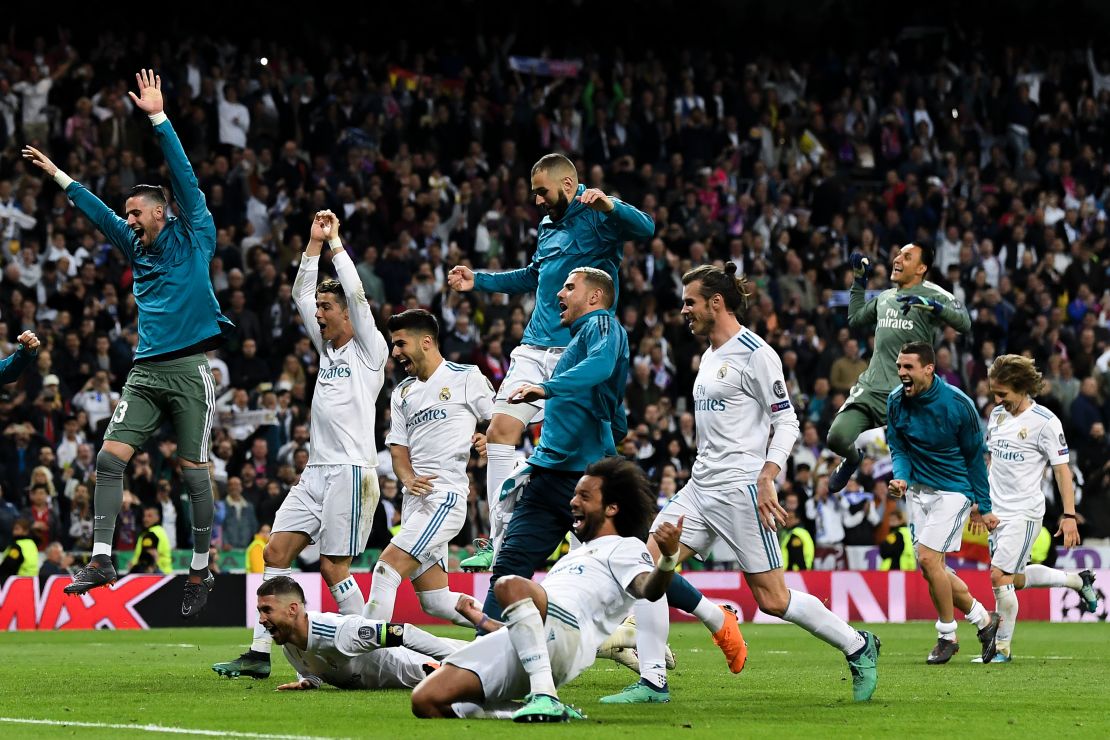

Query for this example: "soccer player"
[411,457,680,722]
[256,576,468,691]
[25,70,230,618]
[213,211,387,678]
[984,355,1100,662]
[477,267,629,624]
[363,308,492,625]
[447,154,654,569]
[0,331,40,381]
[827,244,971,492]
[887,341,1000,664]
[622,263,880,704]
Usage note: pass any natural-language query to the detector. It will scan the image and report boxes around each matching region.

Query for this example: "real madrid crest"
[1019,427,1028,440]
[439,387,451,401]
[400,384,412,399]
[717,364,728,379]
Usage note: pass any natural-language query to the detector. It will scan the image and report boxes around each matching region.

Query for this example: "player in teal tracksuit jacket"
[24,70,230,616]
[885,345,1000,663]
[886,374,992,515]
[471,183,654,349]
[478,269,631,622]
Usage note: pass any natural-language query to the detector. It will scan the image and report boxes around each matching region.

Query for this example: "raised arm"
[847,283,879,329]
[0,332,39,384]
[594,193,656,242]
[23,145,135,261]
[293,224,325,354]
[318,211,388,370]
[536,316,622,397]
[130,69,214,248]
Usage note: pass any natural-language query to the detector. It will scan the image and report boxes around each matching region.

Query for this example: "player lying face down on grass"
[410,457,680,723]
[255,576,468,691]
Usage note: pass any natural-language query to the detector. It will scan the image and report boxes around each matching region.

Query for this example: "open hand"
[576,188,614,212]
[128,69,164,115]
[21,146,59,177]
[507,384,546,404]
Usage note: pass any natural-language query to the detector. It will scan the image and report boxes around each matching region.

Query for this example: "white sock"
[504,598,557,697]
[486,443,517,545]
[1023,564,1081,589]
[936,619,958,641]
[418,587,478,627]
[329,575,365,616]
[452,701,519,719]
[92,543,112,557]
[993,584,1018,650]
[251,566,292,654]
[782,590,866,655]
[190,551,209,571]
[364,560,403,620]
[964,598,991,630]
[633,597,669,688]
[692,596,725,632]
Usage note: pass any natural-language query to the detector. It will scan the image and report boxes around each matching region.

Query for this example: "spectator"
[246,523,270,573]
[0,518,38,578]
[222,478,259,549]
[39,541,73,577]
[830,339,868,395]
[129,505,172,575]
[805,476,845,548]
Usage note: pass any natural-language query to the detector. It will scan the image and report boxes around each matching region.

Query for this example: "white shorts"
[445,603,587,701]
[907,486,972,553]
[650,480,782,573]
[989,518,1040,575]
[390,489,467,575]
[492,345,564,425]
[489,463,532,550]
[272,464,380,557]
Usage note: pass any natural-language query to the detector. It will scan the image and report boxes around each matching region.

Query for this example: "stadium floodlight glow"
[260,57,269,66]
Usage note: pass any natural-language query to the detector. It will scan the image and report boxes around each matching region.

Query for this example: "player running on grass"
[621,262,880,705]
[982,355,1100,662]
[25,69,230,618]
[827,243,970,492]
[213,211,387,678]
[411,457,679,723]
[887,342,1000,665]
[448,153,654,571]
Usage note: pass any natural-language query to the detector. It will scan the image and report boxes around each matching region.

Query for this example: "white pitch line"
[0,717,345,740]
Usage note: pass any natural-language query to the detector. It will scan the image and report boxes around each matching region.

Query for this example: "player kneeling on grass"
[411,457,679,723]
[257,576,468,691]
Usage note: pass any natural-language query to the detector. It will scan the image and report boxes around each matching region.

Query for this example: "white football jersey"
[541,535,653,659]
[386,360,494,495]
[281,611,427,690]
[293,251,389,467]
[690,328,800,489]
[986,401,1069,520]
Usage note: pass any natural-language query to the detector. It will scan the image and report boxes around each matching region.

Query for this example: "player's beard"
[571,509,601,543]
[545,190,570,221]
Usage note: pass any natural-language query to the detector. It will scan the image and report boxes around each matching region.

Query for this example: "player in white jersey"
[623,263,880,704]
[984,355,1100,662]
[361,308,493,625]
[255,576,469,691]
[411,457,680,723]
[213,211,388,680]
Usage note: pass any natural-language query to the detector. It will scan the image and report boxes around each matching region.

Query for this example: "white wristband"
[658,554,678,572]
[148,112,168,126]
[328,237,343,252]
[53,171,75,189]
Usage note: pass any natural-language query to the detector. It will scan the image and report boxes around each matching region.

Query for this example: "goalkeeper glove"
[849,252,873,287]
[896,294,944,315]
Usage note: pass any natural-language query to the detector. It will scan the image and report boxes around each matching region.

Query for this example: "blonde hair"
[988,354,1045,397]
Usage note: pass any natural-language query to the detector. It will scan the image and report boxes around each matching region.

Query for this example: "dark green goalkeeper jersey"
[848,281,971,397]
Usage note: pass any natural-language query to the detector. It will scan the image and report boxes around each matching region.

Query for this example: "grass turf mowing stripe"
[0,717,344,740]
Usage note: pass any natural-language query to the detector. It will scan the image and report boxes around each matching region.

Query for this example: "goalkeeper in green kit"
[827,243,971,493]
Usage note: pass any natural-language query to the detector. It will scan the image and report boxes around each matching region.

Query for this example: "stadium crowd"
[2,22,1110,574]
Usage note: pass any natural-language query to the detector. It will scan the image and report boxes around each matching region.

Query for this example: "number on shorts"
[111,400,129,425]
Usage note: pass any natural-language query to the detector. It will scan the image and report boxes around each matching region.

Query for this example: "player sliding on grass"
[411,457,678,723]
[622,263,880,705]
[213,211,387,678]
[256,576,468,691]
[25,69,231,619]
[887,342,1000,665]
[827,243,970,493]
[983,355,1100,662]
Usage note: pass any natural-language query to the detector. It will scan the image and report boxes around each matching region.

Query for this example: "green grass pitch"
[1,623,1105,738]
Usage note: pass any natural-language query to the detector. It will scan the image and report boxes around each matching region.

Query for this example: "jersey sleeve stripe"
[1030,407,1053,420]
[737,333,760,352]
